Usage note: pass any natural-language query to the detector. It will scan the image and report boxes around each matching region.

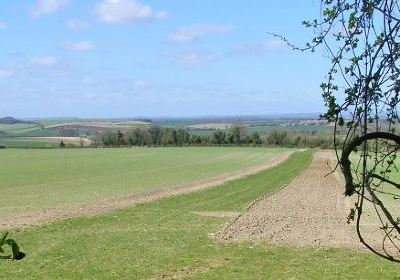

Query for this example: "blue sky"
[0,0,330,118]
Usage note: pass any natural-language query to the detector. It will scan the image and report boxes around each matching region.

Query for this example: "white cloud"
[30,56,57,66]
[65,19,91,29]
[169,24,233,42]
[28,0,69,17]
[95,0,167,23]
[0,21,7,31]
[162,51,216,66]
[64,41,95,52]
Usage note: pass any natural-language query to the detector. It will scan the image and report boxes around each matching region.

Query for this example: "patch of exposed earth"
[146,257,230,280]
[192,211,241,219]
[1,151,292,230]
[218,150,364,249]
[19,136,92,145]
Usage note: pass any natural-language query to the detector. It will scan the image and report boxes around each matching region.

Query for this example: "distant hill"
[0,116,24,124]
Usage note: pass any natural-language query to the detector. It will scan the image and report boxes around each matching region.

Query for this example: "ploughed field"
[0,147,287,220]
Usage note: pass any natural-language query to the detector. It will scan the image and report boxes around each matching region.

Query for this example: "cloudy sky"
[0,0,329,118]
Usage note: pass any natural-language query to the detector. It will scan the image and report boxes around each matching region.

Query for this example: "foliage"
[0,232,24,261]
[227,123,247,145]
[290,0,400,261]
[100,125,334,148]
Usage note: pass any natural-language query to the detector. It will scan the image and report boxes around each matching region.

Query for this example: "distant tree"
[249,132,262,145]
[175,129,190,146]
[90,136,98,148]
[149,126,162,146]
[211,129,226,145]
[161,128,176,145]
[200,134,211,145]
[190,134,202,145]
[79,135,85,148]
[116,130,124,146]
[292,135,302,147]
[102,130,117,146]
[127,128,144,146]
[267,130,287,146]
[228,123,246,145]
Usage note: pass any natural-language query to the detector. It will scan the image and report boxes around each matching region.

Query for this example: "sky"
[0,0,331,118]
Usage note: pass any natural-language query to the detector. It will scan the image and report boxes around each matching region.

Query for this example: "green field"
[0,147,286,216]
[1,150,399,279]
[0,137,90,148]
[0,123,41,135]
[0,138,60,148]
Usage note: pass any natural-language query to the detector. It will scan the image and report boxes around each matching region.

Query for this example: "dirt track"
[218,150,362,248]
[1,151,292,229]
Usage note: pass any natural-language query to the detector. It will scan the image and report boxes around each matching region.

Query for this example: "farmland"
[0,136,399,279]
[1,150,400,279]
[0,116,334,148]
[0,147,287,219]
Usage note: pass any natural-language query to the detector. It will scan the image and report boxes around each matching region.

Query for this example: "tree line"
[100,124,334,149]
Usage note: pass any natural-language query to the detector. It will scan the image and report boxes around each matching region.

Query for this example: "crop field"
[0,147,287,219]
[0,138,59,148]
[0,123,42,136]
[0,137,92,148]
[2,150,400,279]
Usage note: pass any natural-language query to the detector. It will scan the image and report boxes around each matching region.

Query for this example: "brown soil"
[1,151,292,230]
[191,211,241,219]
[146,257,229,280]
[20,136,92,145]
[218,150,363,249]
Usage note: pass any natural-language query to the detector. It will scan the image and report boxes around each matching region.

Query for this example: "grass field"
[0,147,286,216]
[0,138,59,148]
[1,150,399,279]
[0,123,41,134]
[0,137,91,148]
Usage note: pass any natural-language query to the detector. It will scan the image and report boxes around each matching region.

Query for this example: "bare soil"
[218,150,363,249]
[192,211,241,219]
[1,151,292,229]
[146,257,229,280]
[20,136,92,145]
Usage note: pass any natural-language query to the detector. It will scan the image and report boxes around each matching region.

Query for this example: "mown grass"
[0,147,286,216]
[2,150,399,279]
